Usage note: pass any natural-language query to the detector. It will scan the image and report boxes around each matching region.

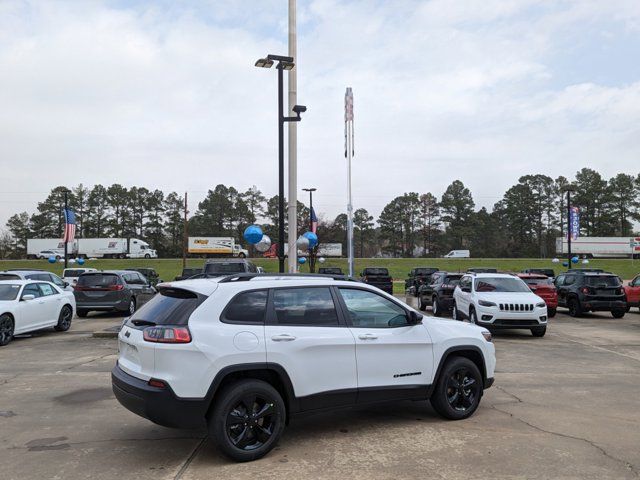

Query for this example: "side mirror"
[63,282,69,288]
[22,294,35,301]
[408,310,423,325]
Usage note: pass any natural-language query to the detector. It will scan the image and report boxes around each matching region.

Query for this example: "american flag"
[62,208,76,243]
[310,207,318,234]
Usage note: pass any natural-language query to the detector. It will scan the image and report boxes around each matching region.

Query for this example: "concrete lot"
[1,305,639,480]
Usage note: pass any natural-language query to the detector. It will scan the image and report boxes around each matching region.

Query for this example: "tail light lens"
[109,284,124,291]
[143,326,192,343]
[581,287,591,295]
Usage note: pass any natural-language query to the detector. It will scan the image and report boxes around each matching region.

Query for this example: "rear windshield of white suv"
[475,278,530,293]
[128,287,206,326]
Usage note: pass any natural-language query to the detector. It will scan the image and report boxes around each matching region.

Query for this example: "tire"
[144,254,150,259]
[611,309,626,319]
[238,252,246,258]
[0,314,14,347]
[77,309,89,318]
[469,308,477,324]
[209,379,286,462]
[418,295,426,311]
[452,302,461,321]
[413,285,419,298]
[54,305,73,332]
[568,297,582,317]
[531,326,546,337]
[547,307,556,318]
[55,255,61,260]
[432,296,440,316]
[430,356,483,420]
[127,298,136,316]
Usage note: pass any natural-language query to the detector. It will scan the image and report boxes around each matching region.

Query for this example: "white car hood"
[475,292,543,304]
[425,316,488,335]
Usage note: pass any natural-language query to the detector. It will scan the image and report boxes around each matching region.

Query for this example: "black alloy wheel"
[432,296,439,316]
[568,297,582,317]
[54,306,73,332]
[431,356,482,420]
[418,295,426,311]
[0,314,14,346]
[210,379,285,462]
[128,298,136,316]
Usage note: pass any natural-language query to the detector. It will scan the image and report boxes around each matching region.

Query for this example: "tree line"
[2,168,639,259]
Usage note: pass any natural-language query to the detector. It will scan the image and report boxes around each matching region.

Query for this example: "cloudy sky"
[1,0,639,227]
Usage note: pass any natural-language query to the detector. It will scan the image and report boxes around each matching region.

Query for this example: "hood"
[425,316,488,335]
[476,291,543,304]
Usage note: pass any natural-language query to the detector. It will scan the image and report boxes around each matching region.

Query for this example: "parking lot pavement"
[1,309,639,480]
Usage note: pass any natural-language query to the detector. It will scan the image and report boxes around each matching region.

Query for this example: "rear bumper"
[111,364,207,429]
[582,300,627,312]
[76,298,130,311]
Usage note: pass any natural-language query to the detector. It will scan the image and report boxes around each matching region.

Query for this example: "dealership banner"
[569,207,580,240]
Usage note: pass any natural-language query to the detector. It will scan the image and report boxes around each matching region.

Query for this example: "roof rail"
[217,273,356,283]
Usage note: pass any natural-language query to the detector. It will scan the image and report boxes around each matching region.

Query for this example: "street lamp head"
[255,58,274,68]
[303,188,317,192]
[293,105,307,114]
[277,61,295,70]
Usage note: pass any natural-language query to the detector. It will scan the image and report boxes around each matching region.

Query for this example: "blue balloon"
[243,225,263,245]
[571,256,579,264]
[303,231,318,248]
[298,257,306,264]
[77,257,85,265]
[48,256,56,264]
[562,262,569,267]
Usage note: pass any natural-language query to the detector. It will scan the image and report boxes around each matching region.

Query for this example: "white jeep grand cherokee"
[112,274,496,462]
[453,273,548,337]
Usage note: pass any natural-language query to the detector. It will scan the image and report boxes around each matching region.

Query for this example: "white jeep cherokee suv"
[452,273,548,337]
[112,274,496,462]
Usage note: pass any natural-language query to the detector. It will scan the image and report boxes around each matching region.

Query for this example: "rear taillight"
[73,285,85,291]
[581,287,591,294]
[143,326,191,343]
[109,284,124,291]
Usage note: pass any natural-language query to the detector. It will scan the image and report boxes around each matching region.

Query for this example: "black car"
[554,271,626,318]
[418,272,463,315]
[521,268,555,279]
[174,268,203,281]
[405,267,439,297]
[360,268,393,295]
[203,259,258,276]
[318,267,344,275]
[126,268,161,286]
[467,268,498,273]
[74,270,156,317]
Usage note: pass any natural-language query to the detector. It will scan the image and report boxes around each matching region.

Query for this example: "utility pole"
[63,189,68,269]
[287,0,298,273]
[183,192,188,269]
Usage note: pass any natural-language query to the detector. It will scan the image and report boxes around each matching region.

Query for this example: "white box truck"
[77,238,157,259]
[443,250,470,258]
[187,237,248,257]
[27,239,77,259]
[556,237,640,259]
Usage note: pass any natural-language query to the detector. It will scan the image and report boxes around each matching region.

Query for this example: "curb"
[92,326,121,339]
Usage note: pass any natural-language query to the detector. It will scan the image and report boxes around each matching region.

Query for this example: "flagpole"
[345,88,355,277]
[63,189,68,269]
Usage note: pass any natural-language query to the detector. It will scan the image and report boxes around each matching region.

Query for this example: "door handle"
[271,334,296,342]
[358,333,378,340]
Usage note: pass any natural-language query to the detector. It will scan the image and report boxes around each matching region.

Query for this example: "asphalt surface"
[1,302,639,479]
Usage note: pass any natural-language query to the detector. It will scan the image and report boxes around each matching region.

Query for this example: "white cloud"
[0,0,639,227]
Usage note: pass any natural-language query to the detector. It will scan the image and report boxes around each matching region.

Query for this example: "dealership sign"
[569,207,580,240]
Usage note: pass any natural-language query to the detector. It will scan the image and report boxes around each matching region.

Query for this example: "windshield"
[415,268,436,275]
[0,284,21,301]
[77,273,119,287]
[585,276,621,287]
[364,268,389,275]
[444,276,462,285]
[63,269,86,278]
[475,277,531,293]
[204,263,246,274]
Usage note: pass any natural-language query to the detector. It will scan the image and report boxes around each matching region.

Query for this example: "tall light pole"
[566,187,575,269]
[345,88,355,277]
[287,0,298,273]
[255,54,307,272]
[303,187,316,272]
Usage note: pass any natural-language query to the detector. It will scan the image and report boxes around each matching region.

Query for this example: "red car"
[518,273,558,317]
[624,275,640,312]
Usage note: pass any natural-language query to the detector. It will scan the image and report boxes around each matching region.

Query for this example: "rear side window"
[271,287,339,326]
[128,288,206,326]
[222,290,268,324]
[38,283,56,296]
[77,274,119,287]
[0,274,20,281]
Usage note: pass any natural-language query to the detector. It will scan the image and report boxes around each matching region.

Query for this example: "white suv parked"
[112,274,496,462]
[452,273,548,337]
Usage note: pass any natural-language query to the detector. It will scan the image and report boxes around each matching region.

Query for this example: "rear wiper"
[131,319,156,327]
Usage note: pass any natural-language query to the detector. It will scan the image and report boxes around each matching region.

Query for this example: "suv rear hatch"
[74,273,124,305]
[118,286,207,380]
[362,268,392,290]
[583,275,624,300]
